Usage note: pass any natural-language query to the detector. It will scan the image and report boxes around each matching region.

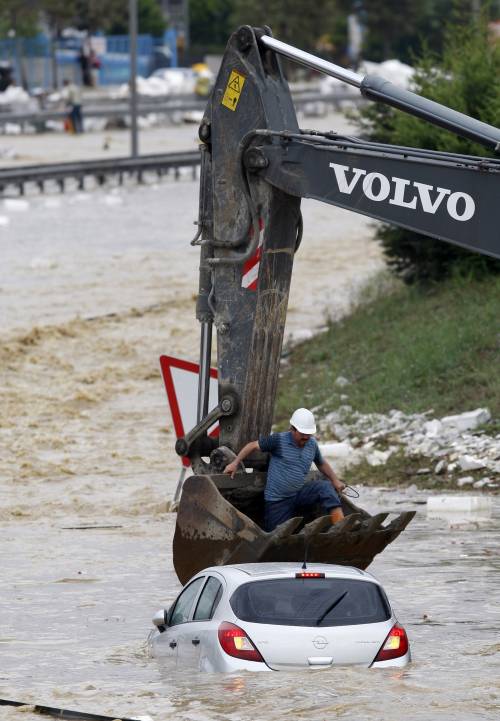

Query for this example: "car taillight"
[295,572,325,579]
[373,624,409,663]
[218,622,263,662]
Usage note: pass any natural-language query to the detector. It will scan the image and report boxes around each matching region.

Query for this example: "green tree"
[108,0,167,36]
[40,0,78,87]
[74,0,128,34]
[0,1,39,89]
[361,0,421,60]
[355,17,500,284]
[0,1,38,38]
[346,0,497,64]
[230,0,340,55]
[190,0,233,51]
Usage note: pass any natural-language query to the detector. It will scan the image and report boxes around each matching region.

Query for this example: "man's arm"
[317,459,345,494]
[224,440,260,478]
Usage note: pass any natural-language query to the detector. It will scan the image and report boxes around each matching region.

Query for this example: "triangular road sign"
[159,355,219,467]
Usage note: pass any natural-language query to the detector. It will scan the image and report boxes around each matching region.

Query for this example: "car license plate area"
[307,656,333,667]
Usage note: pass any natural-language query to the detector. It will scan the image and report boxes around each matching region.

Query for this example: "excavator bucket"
[173,474,416,584]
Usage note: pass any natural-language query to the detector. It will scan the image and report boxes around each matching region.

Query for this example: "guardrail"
[0,98,207,131]
[0,90,361,131]
[0,150,201,196]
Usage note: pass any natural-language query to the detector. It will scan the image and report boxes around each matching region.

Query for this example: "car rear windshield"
[230,577,391,627]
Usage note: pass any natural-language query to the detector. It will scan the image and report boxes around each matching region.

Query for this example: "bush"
[355,18,500,285]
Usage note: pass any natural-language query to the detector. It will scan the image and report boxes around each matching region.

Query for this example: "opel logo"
[312,635,328,650]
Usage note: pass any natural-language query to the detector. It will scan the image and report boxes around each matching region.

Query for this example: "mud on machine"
[171,26,500,584]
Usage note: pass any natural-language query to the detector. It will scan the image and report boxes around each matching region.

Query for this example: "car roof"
[198,562,377,583]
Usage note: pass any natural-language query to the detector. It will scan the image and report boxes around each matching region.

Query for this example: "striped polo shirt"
[259,431,324,502]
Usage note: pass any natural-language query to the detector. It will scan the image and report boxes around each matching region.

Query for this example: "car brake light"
[218,622,263,662]
[295,572,325,578]
[373,624,409,663]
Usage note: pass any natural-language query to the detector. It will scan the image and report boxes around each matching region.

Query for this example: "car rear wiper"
[315,591,349,625]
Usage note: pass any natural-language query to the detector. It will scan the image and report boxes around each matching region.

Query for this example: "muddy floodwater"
[1,117,499,720]
[1,493,499,721]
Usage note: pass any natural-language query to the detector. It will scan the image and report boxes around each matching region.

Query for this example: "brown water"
[1,120,498,721]
[1,492,499,721]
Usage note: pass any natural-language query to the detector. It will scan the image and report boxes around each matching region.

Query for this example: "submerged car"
[148,563,410,672]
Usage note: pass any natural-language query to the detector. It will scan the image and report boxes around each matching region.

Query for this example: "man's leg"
[295,480,344,524]
[74,106,83,133]
[330,506,344,523]
[264,497,296,531]
[70,107,78,133]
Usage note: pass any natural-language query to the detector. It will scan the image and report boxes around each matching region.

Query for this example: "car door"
[176,575,224,671]
[164,576,205,665]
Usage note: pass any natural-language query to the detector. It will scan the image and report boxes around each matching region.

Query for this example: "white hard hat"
[290,408,316,434]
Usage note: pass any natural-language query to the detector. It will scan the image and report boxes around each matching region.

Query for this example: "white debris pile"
[0,84,37,111]
[319,58,415,96]
[360,59,415,89]
[318,406,499,483]
[114,67,213,99]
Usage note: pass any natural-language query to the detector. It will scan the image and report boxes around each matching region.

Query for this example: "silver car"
[148,562,410,672]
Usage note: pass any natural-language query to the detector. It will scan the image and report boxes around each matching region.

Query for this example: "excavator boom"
[171,26,500,584]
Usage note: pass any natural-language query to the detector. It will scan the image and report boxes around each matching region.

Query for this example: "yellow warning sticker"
[222,70,246,111]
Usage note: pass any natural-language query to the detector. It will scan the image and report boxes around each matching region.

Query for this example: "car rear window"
[230,577,391,627]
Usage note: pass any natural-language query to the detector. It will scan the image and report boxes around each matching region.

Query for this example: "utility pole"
[129,0,138,158]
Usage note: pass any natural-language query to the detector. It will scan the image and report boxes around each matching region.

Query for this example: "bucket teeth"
[173,475,416,583]
[301,515,332,536]
[363,512,390,534]
[325,513,363,534]
[273,516,304,538]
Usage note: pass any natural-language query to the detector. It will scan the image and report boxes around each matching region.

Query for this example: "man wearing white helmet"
[224,408,345,531]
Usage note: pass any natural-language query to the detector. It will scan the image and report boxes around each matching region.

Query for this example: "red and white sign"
[241,218,264,291]
[159,355,219,467]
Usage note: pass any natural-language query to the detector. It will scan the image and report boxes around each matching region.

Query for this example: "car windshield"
[230,577,391,627]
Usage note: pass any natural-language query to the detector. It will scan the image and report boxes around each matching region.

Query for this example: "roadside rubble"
[318,403,499,489]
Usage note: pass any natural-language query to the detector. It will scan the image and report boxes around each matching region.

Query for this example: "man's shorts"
[264,480,342,532]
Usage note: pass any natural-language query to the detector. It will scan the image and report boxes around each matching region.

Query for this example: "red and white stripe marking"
[241,218,264,290]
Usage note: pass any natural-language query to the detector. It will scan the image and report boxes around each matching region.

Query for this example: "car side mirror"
[152,608,168,633]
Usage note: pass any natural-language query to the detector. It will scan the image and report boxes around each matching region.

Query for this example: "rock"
[332,423,349,441]
[456,476,474,487]
[335,375,350,387]
[424,419,442,437]
[416,468,431,475]
[440,408,491,433]
[318,406,497,481]
[472,478,491,489]
[337,405,352,416]
[319,441,361,472]
[319,441,354,460]
[365,449,393,466]
[458,455,486,471]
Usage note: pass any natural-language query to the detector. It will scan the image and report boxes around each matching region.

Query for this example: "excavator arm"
[181,25,500,469]
[171,26,500,584]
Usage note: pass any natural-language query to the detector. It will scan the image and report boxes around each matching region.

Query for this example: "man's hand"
[224,461,239,478]
[334,479,346,494]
